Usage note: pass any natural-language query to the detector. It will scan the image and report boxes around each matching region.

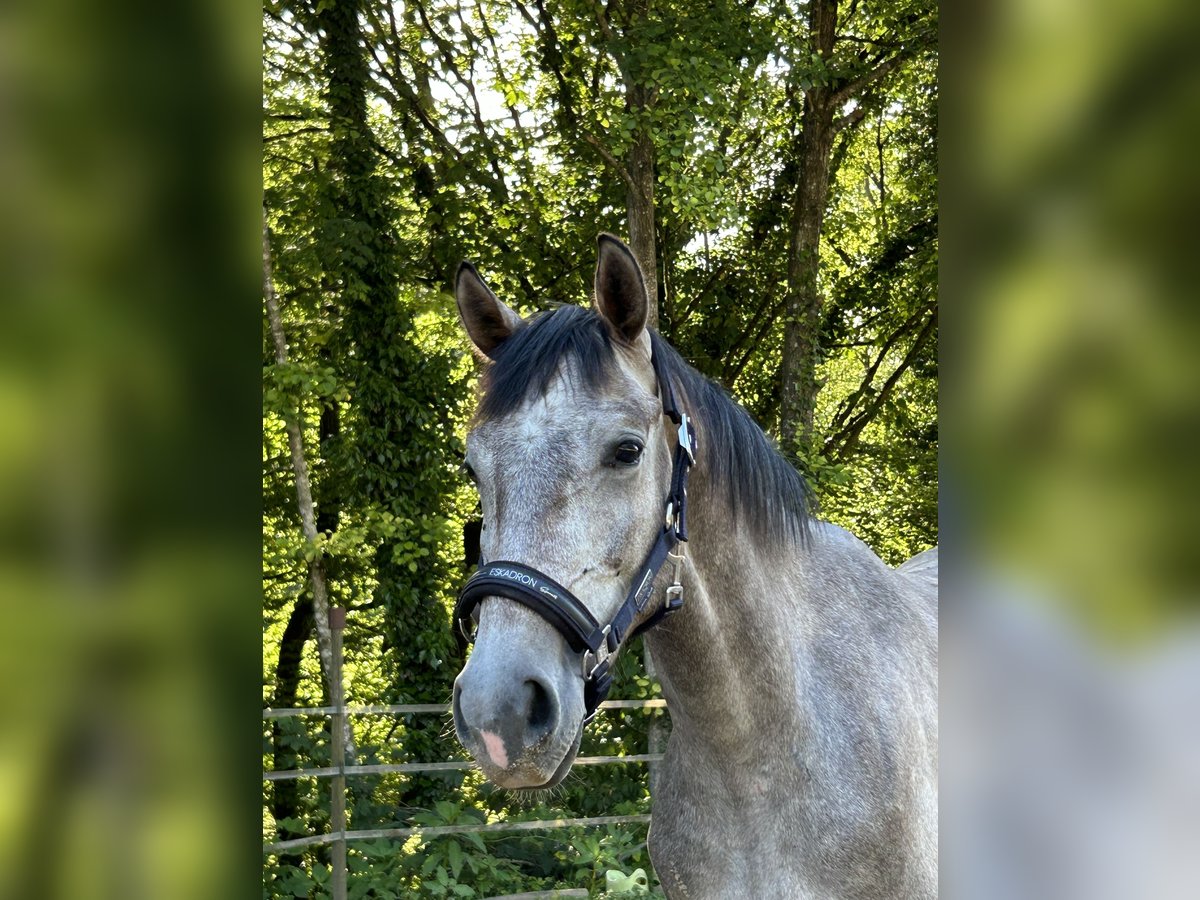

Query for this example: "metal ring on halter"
[458,619,475,644]
[677,414,695,464]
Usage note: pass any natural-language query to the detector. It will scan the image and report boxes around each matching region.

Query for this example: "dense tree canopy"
[263,0,936,894]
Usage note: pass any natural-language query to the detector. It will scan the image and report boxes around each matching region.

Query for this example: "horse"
[449,234,938,898]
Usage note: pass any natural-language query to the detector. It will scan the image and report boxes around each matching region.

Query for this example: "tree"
[777,0,936,458]
[264,0,470,814]
[514,0,772,326]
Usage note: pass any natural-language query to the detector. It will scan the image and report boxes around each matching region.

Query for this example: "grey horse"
[451,235,938,898]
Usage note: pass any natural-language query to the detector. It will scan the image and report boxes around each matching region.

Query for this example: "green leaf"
[462,831,486,853]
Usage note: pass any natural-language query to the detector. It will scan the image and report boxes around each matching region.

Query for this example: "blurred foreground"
[1,0,1198,896]
[942,0,1200,894]
[0,1,260,897]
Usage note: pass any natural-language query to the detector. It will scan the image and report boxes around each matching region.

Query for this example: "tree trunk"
[779,0,839,456]
[315,0,458,809]
[780,97,836,455]
[270,598,314,839]
[626,114,659,328]
[614,0,658,327]
[263,210,354,760]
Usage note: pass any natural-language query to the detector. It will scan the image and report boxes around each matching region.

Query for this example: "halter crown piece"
[454,344,698,723]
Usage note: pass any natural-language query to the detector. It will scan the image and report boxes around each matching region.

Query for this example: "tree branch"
[724,292,789,385]
[676,256,734,327]
[833,103,868,134]
[828,239,856,269]
[831,27,935,106]
[584,131,636,192]
[511,0,539,30]
[825,301,931,437]
[824,307,937,461]
[832,53,905,106]
[474,0,534,150]
[836,34,909,48]
[263,126,328,143]
[531,0,580,126]
[408,0,511,191]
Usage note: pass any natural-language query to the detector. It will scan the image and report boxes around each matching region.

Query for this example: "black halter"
[454,345,698,723]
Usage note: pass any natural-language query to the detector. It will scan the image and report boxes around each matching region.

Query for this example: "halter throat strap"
[454,343,697,722]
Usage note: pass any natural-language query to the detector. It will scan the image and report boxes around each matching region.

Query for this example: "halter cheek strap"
[454,343,698,723]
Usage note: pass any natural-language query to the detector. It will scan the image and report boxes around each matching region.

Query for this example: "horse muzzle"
[452,660,583,789]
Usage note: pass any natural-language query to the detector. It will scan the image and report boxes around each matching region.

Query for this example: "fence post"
[330,607,347,900]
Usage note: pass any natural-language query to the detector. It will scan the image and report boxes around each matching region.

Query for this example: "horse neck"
[644,470,809,748]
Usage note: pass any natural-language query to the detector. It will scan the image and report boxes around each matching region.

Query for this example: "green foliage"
[264,795,661,898]
[556,822,654,894]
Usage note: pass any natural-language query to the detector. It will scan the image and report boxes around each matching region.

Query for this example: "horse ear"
[455,262,523,359]
[593,234,648,344]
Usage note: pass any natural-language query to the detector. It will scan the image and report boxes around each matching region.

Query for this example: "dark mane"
[477,305,812,543]
[479,305,617,421]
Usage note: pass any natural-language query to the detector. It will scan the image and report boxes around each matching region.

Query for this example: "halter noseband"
[454,344,698,723]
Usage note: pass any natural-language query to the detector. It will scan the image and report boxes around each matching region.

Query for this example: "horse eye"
[462,462,477,484]
[613,440,643,466]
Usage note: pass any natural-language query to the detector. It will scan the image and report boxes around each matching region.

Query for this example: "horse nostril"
[523,678,555,735]
[452,681,469,738]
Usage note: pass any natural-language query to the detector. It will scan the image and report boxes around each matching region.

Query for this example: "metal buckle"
[664,496,687,534]
[668,545,686,572]
[582,625,611,681]
[664,546,686,609]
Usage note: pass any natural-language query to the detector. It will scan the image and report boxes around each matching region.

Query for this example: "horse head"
[450,235,680,789]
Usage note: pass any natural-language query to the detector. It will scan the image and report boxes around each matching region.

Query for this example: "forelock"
[476,306,619,422]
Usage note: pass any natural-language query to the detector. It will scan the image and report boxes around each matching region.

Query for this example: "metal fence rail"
[263,698,668,718]
[264,813,654,854]
[263,610,669,896]
[265,752,665,782]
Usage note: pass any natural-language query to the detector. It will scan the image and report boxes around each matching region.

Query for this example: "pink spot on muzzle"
[480,730,508,769]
